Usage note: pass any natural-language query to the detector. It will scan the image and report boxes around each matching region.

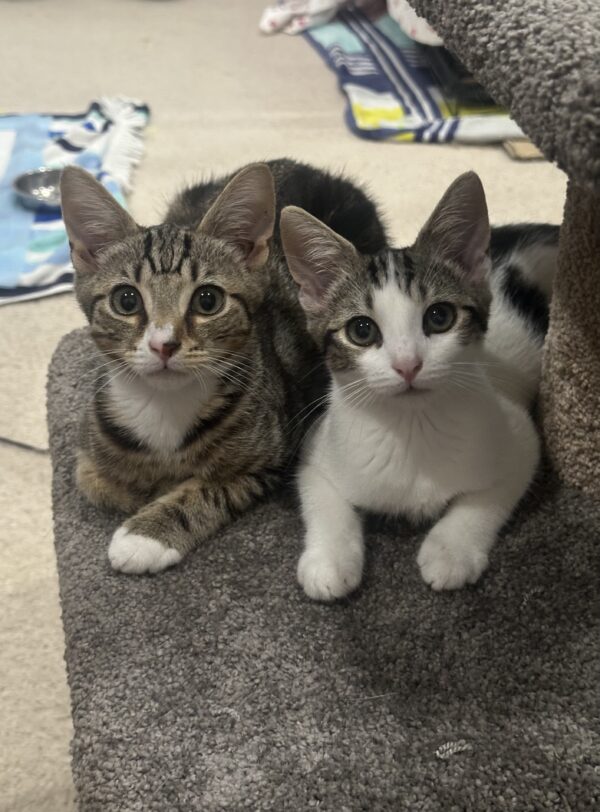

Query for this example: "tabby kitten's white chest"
[108,375,214,455]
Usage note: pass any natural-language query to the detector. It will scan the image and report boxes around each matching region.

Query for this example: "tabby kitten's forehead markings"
[139,226,194,279]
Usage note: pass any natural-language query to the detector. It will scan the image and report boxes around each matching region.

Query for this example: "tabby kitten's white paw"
[108,526,182,574]
[298,548,363,602]
[417,530,489,591]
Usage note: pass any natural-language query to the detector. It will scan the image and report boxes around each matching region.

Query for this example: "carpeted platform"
[49,329,600,811]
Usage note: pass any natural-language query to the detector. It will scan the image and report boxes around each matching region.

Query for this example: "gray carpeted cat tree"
[411,0,600,499]
[47,3,600,809]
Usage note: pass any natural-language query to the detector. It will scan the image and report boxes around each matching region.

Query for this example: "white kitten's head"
[281,172,492,404]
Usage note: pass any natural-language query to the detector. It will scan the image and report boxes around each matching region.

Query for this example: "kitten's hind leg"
[297,463,364,602]
[108,470,277,575]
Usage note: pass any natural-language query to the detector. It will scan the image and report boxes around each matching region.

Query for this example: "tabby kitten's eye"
[111,285,142,316]
[424,303,456,334]
[346,316,380,347]
[191,285,225,316]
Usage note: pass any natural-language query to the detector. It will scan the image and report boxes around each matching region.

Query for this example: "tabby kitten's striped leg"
[108,471,277,574]
[76,451,145,515]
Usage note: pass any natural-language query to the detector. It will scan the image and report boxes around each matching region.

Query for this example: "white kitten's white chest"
[315,393,505,520]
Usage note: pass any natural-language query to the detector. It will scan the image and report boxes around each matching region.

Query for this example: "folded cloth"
[0,97,149,306]
[260,0,344,34]
[305,5,523,143]
[260,0,442,43]
[387,0,442,45]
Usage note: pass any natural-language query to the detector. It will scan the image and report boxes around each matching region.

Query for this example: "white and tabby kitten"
[281,172,558,600]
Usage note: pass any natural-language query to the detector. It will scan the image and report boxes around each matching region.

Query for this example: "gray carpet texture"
[411,0,600,193]
[49,329,600,811]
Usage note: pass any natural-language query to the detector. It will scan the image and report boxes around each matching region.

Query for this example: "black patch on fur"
[490,223,559,263]
[323,329,337,352]
[172,505,191,533]
[367,254,389,288]
[229,292,251,321]
[95,402,145,452]
[173,232,192,275]
[89,294,105,318]
[403,268,415,294]
[144,230,157,274]
[180,392,242,450]
[165,158,387,254]
[220,487,237,518]
[402,250,415,271]
[501,265,549,335]
[463,305,489,336]
[252,467,281,495]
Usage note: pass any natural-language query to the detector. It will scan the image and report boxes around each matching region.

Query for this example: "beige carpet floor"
[0,1,566,809]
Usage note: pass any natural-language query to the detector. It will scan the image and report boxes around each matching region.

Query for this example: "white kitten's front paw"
[417,531,489,591]
[297,548,363,602]
[108,526,182,575]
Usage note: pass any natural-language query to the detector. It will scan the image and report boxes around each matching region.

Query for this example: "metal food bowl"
[13,167,62,211]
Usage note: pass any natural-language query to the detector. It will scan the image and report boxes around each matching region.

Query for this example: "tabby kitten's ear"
[60,166,139,270]
[198,163,275,269]
[415,171,491,283]
[280,206,359,314]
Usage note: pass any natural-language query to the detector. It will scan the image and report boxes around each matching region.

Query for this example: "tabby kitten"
[281,172,558,600]
[60,159,385,574]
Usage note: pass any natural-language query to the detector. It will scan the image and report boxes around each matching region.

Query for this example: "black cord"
[0,435,49,455]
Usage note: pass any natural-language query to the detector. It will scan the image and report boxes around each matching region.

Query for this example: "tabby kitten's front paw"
[417,529,489,591]
[297,547,363,602]
[108,526,182,575]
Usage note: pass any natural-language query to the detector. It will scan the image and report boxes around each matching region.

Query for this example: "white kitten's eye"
[111,285,143,316]
[423,302,456,334]
[346,316,380,347]
[191,285,225,316]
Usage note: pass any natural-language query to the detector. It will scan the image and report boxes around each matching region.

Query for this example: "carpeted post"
[541,181,600,499]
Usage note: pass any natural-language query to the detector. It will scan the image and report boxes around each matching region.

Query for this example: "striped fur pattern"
[60,160,386,573]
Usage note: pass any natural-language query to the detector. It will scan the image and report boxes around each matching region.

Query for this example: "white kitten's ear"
[60,166,139,268]
[280,206,358,314]
[198,163,275,269]
[415,171,490,282]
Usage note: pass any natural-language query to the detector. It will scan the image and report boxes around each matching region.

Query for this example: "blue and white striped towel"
[0,97,150,306]
[305,7,523,144]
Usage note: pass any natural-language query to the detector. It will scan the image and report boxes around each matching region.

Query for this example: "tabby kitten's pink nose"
[149,339,181,362]
[393,358,422,383]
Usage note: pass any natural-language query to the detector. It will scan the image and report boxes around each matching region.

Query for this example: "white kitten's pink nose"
[393,358,422,383]
[149,338,181,362]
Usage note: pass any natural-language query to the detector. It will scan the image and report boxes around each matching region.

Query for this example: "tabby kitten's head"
[281,172,492,401]
[60,164,275,391]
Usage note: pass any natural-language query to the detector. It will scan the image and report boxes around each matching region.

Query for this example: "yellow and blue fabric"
[305,7,522,143]
[0,98,149,305]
